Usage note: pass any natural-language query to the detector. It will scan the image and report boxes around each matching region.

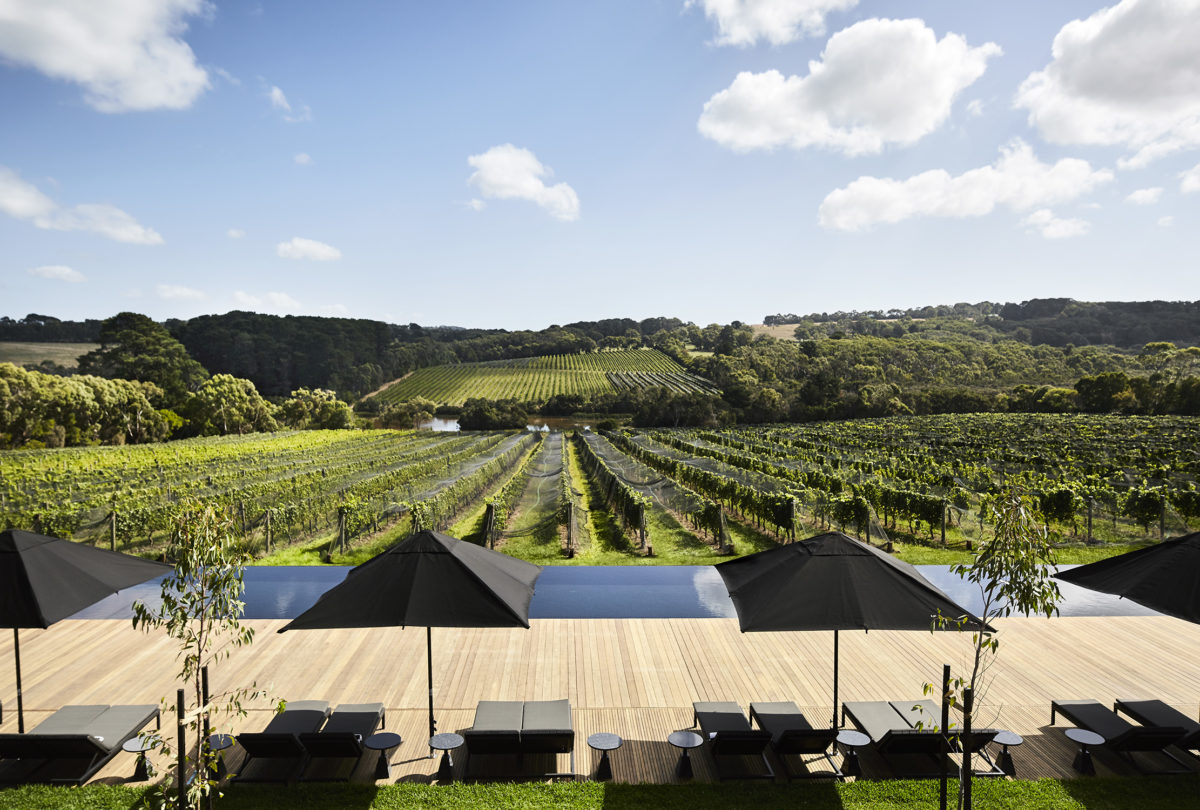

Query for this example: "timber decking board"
[1,616,1198,784]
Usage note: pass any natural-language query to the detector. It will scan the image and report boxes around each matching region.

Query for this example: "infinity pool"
[71,564,1159,620]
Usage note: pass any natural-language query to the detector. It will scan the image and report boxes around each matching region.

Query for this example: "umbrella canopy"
[716,531,985,726]
[1,528,172,731]
[1054,531,1200,623]
[279,529,542,740]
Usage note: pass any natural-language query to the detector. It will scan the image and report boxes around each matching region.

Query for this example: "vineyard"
[368,348,718,406]
[1,414,1196,567]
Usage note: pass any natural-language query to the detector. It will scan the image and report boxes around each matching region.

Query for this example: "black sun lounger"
[1052,699,1189,774]
[840,700,950,777]
[0,703,160,786]
[463,699,574,780]
[235,699,331,782]
[1115,700,1200,754]
[692,701,774,780]
[748,701,840,781]
[298,702,386,782]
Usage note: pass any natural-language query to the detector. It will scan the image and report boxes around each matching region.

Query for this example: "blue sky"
[1,0,1198,330]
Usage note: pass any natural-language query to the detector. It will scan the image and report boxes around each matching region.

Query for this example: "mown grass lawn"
[3,778,1199,809]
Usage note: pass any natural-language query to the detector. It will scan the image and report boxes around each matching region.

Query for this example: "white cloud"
[227,228,245,238]
[276,236,342,261]
[966,99,984,117]
[1125,187,1163,205]
[265,83,312,122]
[1158,215,1175,227]
[698,19,1001,155]
[0,166,56,219]
[685,0,858,46]
[1015,0,1200,168]
[317,303,350,317]
[467,199,487,211]
[0,165,163,244]
[268,85,290,110]
[818,139,1114,231]
[0,0,211,112]
[156,283,205,300]
[232,290,301,311]
[294,152,313,166]
[1021,209,1091,239]
[28,264,85,283]
[467,144,580,221]
[1182,163,1200,192]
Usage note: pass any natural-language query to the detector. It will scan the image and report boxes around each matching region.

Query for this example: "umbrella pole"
[427,626,435,756]
[14,629,23,733]
[831,629,839,730]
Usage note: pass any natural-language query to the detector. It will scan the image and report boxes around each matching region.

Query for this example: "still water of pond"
[73,565,1158,621]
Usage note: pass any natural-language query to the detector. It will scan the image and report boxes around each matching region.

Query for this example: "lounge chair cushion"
[1118,700,1200,749]
[695,701,752,733]
[843,701,943,756]
[0,704,160,785]
[299,703,384,759]
[521,700,574,754]
[1054,699,1184,752]
[749,702,837,755]
[238,700,331,758]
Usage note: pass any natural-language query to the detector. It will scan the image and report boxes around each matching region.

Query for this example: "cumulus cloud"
[467,199,487,211]
[265,83,312,122]
[1158,215,1175,227]
[1182,163,1200,192]
[156,283,204,300]
[276,236,341,261]
[685,0,858,46]
[1125,187,1163,205]
[317,303,349,317]
[1015,0,1200,168]
[818,139,1113,231]
[467,144,580,221]
[0,166,163,244]
[28,264,85,283]
[294,152,313,165]
[0,0,211,112]
[698,18,1000,155]
[232,290,301,311]
[965,99,985,117]
[1021,209,1091,239]
[227,228,245,238]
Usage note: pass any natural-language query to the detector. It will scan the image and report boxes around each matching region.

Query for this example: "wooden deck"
[3,616,1199,785]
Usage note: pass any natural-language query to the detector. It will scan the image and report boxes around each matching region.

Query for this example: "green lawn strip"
[5,777,1198,809]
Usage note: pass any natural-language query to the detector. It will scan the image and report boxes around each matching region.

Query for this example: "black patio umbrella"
[278,529,542,742]
[1054,531,1200,623]
[0,528,172,732]
[716,531,986,728]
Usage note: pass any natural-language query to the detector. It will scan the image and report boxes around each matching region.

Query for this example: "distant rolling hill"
[367,348,718,407]
[0,341,97,368]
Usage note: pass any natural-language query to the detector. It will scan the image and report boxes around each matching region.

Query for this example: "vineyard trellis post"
[110,510,117,551]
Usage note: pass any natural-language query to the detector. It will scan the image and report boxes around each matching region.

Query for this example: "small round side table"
[668,730,703,780]
[1064,728,1104,775]
[992,730,1023,777]
[365,731,403,780]
[836,729,870,778]
[122,735,159,781]
[207,734,235,781]
[430,732,465,784]
[587,732,622,781]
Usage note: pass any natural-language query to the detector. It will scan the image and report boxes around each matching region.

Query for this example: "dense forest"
[765,299,1200,348]
[2,299,1199,448]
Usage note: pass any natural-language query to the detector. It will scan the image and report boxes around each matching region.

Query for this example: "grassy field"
[750,324,800,342]
[368,348,716,406]
[0,341,97,368]
[2,777,1196,809]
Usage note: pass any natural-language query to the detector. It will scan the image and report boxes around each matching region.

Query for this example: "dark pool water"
[70,565,1159,621]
